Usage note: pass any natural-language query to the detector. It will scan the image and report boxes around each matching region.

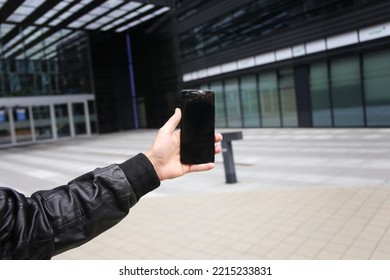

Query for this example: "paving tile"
[315,250,343,260]
[369,250,390,260]
[342,246,374,260]
[265,249,293,259]
[294,245,321,259]
[0,128,390,260]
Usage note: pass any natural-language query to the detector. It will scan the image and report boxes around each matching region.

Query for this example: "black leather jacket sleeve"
[0,153,160,260]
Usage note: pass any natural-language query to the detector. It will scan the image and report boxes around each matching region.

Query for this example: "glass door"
[0,95,95,147]
[72,103,87,135]
[0,108,12,145]
[14,107,32,143]
[33,105,52,140]
[55,104,71,137]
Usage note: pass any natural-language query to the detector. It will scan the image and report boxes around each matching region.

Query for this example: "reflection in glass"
[279,68,298,127]
[310,63,332,126]
[179,0,371,60]
[258,72,281,127]
[331,56,364,126]
[73,103,87,135]
[55,104,70,137]
[0,26,92,98]
[240,75,260,127]
[225,78,242,127]
[33,106,52,140]
[14,107,32,142]
[0,108,12,145]
[363,49,390,126]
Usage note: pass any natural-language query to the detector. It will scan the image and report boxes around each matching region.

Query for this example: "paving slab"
[1,128,390,259]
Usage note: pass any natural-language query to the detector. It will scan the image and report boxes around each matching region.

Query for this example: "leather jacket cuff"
[119,153,160,200]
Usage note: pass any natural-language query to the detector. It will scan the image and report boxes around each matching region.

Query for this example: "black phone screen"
[180,89,215,164]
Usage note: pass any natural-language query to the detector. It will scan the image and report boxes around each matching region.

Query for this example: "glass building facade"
[0,27,92,97]
[179,0,390,128]
[193,67,298,128]
[178,0,380,61]
[187,47,390,128]
[0,0,172,147]
[310,50,390,127]
[2,0,390,146]
[0,23,97,147]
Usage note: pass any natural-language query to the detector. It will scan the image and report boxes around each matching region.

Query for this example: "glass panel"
[279,68,298,127]
[211,81,226,127]
[363,49,390,126]
[58,34,93,95]
[88,100,98,133]
[1,28,91,97]
[240,75,260,127]
[259,72,281,127]
[330,56,364,126]
[180,0,375,60]
[42,73,51,93]
[310,62,332,126]
[0,60,7,72]
[55,104,70,137]
[2,74,10,95]
[224,78,242,127]
[33,105,52,140]
[0,108,12,145]
[14,107,32,142]
[73,103,86,135]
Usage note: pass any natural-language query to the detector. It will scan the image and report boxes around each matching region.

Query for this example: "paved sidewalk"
[1,128,390,259]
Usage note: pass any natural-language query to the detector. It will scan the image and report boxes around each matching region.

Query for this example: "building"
[178,0,390,129]
[1,0,390,148]
[0,0,172,147]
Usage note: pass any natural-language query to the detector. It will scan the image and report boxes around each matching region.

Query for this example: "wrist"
[145,151,162,181]
[119,153,160,199]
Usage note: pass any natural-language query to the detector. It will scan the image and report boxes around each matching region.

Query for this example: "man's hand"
[146,108,223,181]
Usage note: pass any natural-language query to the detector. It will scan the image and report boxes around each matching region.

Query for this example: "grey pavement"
[1,128,390,259]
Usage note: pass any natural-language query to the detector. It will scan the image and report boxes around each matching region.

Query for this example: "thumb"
[161,108,181,133]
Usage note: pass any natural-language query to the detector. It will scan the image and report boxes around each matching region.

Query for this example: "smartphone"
[180,89,215,164]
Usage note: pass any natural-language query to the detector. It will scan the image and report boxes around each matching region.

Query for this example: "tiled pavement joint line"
[363,188,390,260]
[313,187,376,259]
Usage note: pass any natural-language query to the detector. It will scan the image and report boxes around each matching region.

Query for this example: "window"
[72,103,87,135]
[225,78,242,127]
[33,105,52,140]
[0,108,12,145]
[259,72,281,127]
[278,68,298,127]
[55,104,70,137]
[178,0,377,60]
[0,27,92,97]
[14,107,32,143]
[363,49,390,126]
[330,56,364,126]
[240,75,260,127]
[310,62,332,126]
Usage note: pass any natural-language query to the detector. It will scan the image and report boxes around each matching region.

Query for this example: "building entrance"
[0,94,96,148]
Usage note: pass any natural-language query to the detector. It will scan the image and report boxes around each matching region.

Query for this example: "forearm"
[0,153,160,259]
